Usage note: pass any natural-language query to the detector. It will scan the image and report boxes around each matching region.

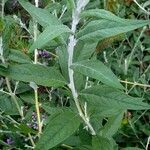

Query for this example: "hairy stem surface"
[67,0,96,135]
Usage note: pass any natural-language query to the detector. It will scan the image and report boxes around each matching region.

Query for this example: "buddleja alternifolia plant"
[0,0,150,149]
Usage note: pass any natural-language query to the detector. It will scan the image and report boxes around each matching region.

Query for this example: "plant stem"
[127,64,150,94]
[28,133,36,148]
[127,26,146,72]
[1,0,4,19]
[119,80,150,88]
[67,0,96,135]
[34,88,42,134]
[5,78,24,119]
[61,144,73,149]
[146,136,150,150]
[133,0,150,15]
[33,0,42,135]
[129,120,145,149]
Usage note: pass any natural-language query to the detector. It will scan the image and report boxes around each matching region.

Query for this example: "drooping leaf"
[99,111,124,138]
[74,40,98,61]
[29,25,70,52]
[8,49,32,63]
[74,72,86,92]
[17,124,37,134]
[77,19,150,42]
[0,93,23,115]
[92,136,113,150]
[20,92,34,104]
[79,93,124,117]
[15,82,32,94]
[56,46,69,81]
[96,33,125,53]
[79,125,92,145]
[35,110,81,150]
[79,85,150,117]
[42,103,70,115]
[71,60,124,89]
[18,0,60,27]
[0,64,66,87]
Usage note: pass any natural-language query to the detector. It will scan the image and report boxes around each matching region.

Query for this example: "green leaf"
[56,46,69,81]
[121,148,144,150]
[18,0,60,27]
[80,9,123,22]
[2,16,15,50]
[42,103,70,115]
[99,111,124,138]
[0,93,23,115]
[29,25,70,52]
[79,85,150,117]
[74,72,86,92]
[71,60,124,89]
[45,2,61,13]
[35,110,81,150]
[77,19,150,42]
[6,123,37,134]
[96,33,125,53]
[66,0,75,12]
[73,145,92,150]
[79,93,123,117]
[8,49,32,63]
[15,82,32,94]
[18,124,37,134]
[20,92,34,104]
[74,40,98,61]
[0,17,4,33]
[0,64,66,87]
[79,125,92,145]
[92,136,113,150]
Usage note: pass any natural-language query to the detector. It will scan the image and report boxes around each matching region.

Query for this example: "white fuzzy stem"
[0,0,4,57]
[133,0,150,15]
[1,0,4,19]
[146,136,150,150]
[34,0,39,64]
[67,0,96,135]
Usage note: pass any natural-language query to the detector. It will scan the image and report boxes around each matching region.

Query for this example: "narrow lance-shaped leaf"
[56,46,69,81]
[35,110,81,150]
[0,64,66,87]
[0,93,23,115]
[80,85,150,112]
[18,0,60,27]
[99,111,124,138]
[8,49,32,64]
[92,136,114,150]
[79,93,124,117]
[29,25,70,52]
[80,9,124,22]
[71,60,124,89]
[77,19,150,42]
